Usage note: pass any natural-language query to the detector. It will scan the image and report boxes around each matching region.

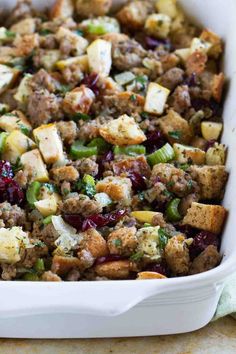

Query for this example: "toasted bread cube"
[96,176,132,204]
[33,124,65,165]
[79,228,108,259]
[0,64,20,94]
[0,110,32,133]
[50,0,74,19]
[190,37,212,55]
[164,234,190,275]
[62,86,95,116]
[10,18,36,35]
[95,260,131,279]
[87,39,112,77]
[182,202,227,234]
[190,165,228,200]
[117,1,151,30]
[173,143,205,164]
[34,195,58,217]
[200,29,222,58]
[156,0,178,19]
[56,27,88,56]
[39,49,61,71]
[76,0,112,18]
[201,121,223,141]
[145,14,171,39]
[99,114,146,146]
[159,109,193,144]
[13,34,39,57]
[50,165,79,183]
[2,130,36,163]
[21,149,49,182]
[0,227,30,264]
[56,55,89,72]
[212,73,224,103]
[144,82,170,115]
[14,74,33,104]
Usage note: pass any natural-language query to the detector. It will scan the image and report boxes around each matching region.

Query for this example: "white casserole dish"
[0,0,236,338]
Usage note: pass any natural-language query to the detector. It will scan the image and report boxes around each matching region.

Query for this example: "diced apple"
[87,39,112,77]
[0,64,20,94]
[0,110,32,133]
[144,82,170,115]
[21,149,49,182]
[2,130,36,163]
[174,48,191,62]
[201,121,223,141]
[33,124,65,165]
[34,195,58,217]
[14,74,33,104]
[56,55,89,72]
[173,143,206,165]
[131,211,159,224]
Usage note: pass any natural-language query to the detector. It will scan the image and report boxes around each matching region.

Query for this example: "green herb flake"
[158,228,170,250]
[168,130,182,140]
[130,251,144,262]
[39,29,53,36]
[130,94,137,102]
[5,30,16,38]
[167,181,174,188]
[141,112,149,120]
[113,239,122,247]
[73,112,91,121]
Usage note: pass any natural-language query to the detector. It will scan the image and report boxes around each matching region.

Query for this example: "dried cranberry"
[143,130,166,153]
[63,214,83,230]
[128,172,147,192]
[81,73,100,96]
[175,224,198,238]
[0,160,13,178]
[95,254,126,266]
[96,150,114,179]
[183,73,197,87]
[189,231,219,259]
[145,262,169,277]
[82,209,127,231]
[191,98,223,116]
[205,139,216,151]
[0,177,24,205]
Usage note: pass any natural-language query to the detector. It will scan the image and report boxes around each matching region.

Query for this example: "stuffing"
[56,121,77,145]
[96,176,132,203]
[116,1,154,30]
[50,166,79,183]
[182,202,227,234]
[78,228,108,259]
[50,0,74,19]
[76,0,112,18]
[107,227,138,256]
[158,109,193,144]
[60,194,103,217]
[62,86,95,116]
[189,245,221,275]
[51,255,81,276]
[190,165,228,200]
[99,114,146,146]
[164,235,190,275]
[94,260,132,279]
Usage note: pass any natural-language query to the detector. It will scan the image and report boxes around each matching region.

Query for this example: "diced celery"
[147,143,175,166]
[114,145,146,156]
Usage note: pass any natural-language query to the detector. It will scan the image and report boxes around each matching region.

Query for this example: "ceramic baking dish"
[0,0,236,338]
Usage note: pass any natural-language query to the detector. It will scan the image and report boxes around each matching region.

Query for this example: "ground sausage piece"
[112,38,147,71]
[94,260,131,279]
[50,165,79,183]
[41,271,62,281]
[170,85,191,114]
[0,202,26,228]
[150,163,196,198]
[14,170,28,188]
[103,92,145,116]
[20,243,48,268]
[60,194,103,217]
[51,255,81,276]
[32,223,59,250]
[1,264,17,280]
[56,120,77,145]
[112,156,151,178]
[158,68,184,91]
[107,227,138,256]
[27,90,63,127]
[165,235,190,275]
[189,245,221,275]
[78,228,108,259]
[74,157,99,177]
[30,69,60,93]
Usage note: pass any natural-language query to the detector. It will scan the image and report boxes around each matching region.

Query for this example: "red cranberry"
[0,177,24,205]
[128,172,147,192]
[81,73,100,96]
[143,130,166,153]
[82,209,127,231]
[96,150,114,178]
[63,214,83,230]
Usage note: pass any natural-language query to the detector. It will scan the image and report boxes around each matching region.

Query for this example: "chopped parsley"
[167,181,174,188]
[12,157,23,173]
[141,112,149,120]
[5,30,16,38]
[158,228,170,250]
[113,239,122,247]
[130,94,137,102]
[73,112,91,121]
[39,29,53,36]
[168,130,182,140]
[130,251,144,262]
